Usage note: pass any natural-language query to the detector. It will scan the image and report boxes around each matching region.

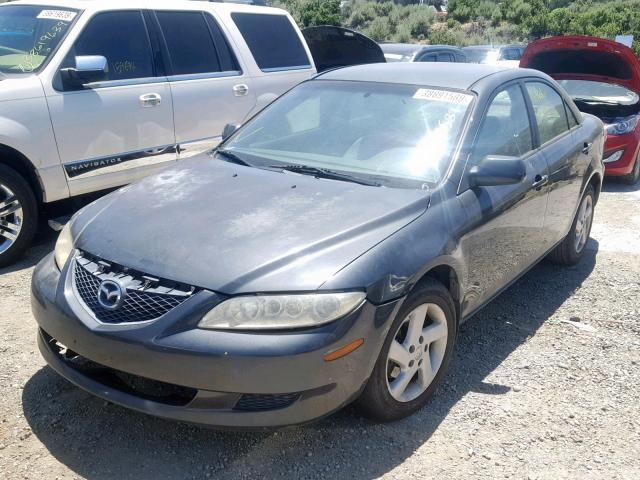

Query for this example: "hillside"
[274,0,640,54]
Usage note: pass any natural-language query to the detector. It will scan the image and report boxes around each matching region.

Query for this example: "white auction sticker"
[413,88,473,105]
[37,10,77,22]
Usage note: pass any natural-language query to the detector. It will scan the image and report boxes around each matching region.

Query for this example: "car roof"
[4,0,282,15]
[317,62,517,91]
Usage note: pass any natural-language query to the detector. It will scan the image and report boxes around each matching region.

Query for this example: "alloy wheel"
[574,193,593,254]
[386,302,448,402]
[0,182,23,254]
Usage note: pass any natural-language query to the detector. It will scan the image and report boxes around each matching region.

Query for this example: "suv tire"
[0,164,38,268]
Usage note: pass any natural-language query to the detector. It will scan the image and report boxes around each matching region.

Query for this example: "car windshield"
[558,79,639,105]
[222,80,473,187]
[0,5,78,74]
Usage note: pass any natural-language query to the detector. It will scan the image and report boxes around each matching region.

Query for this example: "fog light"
[603,150,624,164]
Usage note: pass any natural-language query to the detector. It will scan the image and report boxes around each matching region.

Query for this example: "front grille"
[72,252,196,324]
[234,393,300,411]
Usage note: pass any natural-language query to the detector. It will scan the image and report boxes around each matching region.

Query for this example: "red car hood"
[520,35,640,94]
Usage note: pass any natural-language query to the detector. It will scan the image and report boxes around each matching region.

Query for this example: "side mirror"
[61,55,108,89]
[468,156,526,187]
[222,123,241,142]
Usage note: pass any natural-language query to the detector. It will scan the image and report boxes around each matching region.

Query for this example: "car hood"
[72,157,430,294]
[520,35,640,94]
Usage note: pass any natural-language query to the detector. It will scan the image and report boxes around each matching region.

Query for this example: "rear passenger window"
[71,11,154,81]
[418,54,437,62]
[474,84,533,159]
[157,11,222,75]
[526,82,570,144]
[232,13,310,71]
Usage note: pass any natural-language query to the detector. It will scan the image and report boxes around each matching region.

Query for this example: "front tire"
[0,164,38,268]
[547,185,595,266]
[356,279,457,422]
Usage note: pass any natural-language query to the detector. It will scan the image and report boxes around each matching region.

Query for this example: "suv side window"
[437,52,453,62]
[473,84,533,160]
[156,11,237,75]
[69,11,154,81]
[526,82,570,144]
[417,53,437,62]
[231,13,310,71]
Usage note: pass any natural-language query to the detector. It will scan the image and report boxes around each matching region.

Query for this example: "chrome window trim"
[83,76,169,88]
[261,65,312,73]
[166,70,242,82]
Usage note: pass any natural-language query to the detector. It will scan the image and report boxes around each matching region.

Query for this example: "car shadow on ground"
[22,243,599,480]
[602,178,640,194]
[0,228,56,276]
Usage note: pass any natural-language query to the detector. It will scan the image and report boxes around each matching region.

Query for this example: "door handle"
[582,142,592,154]
[232,84,249,97]
[139,93,161,108]
[531,174,549,190]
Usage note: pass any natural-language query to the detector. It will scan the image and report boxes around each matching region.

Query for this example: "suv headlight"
[605,114,640,135]
[54,223,74,270]
[198,292,366,330]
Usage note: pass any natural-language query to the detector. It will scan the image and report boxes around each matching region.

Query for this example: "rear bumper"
[31,252,403,428]
[603,132,639,176]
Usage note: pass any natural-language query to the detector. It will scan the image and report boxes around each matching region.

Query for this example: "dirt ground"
[1,180,639,480]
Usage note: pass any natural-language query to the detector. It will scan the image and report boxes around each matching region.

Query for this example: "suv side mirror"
[61,55,108,89]
[468,156,526,187]
[222,123,241,142]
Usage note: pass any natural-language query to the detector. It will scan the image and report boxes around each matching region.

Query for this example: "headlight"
[605,115,640,135]
[54,223,74,270]
[198,292,366,330]
[603,149,624,164]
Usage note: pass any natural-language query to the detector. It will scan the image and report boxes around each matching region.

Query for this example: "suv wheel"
[0,164,38,267]
[547,185,595,266]
[356,280,456,422]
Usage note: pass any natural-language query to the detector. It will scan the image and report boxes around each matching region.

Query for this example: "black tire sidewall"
[0,164,38,267]
[356,280,457,422]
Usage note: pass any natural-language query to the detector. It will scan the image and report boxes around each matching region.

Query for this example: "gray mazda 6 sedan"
[32,63,604,428]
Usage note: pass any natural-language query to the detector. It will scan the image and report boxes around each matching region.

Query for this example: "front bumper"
[31,252,403,428]
[602,132,640,176]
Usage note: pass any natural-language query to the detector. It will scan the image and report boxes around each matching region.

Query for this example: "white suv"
[0,0,317,266]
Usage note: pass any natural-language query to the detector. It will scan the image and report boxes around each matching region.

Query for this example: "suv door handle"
[531,174,549,190]
[582,142,592,154]
[139,93,161,108]
[232,84,249,97]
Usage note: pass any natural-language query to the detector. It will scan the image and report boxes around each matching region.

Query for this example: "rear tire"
[0,164,38,268]
[355,279,456,422]
[621,154,640,185]
[547,185,595,266]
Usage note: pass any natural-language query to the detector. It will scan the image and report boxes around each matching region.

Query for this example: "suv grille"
[72,252,196,324]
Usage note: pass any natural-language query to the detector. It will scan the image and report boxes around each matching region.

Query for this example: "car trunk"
[302,26,385,73]
[520,36,640,119]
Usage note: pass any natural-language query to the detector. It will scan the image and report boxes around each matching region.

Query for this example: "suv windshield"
[223,80,473,187]
[558,79,640,105]
[0,5,78,74]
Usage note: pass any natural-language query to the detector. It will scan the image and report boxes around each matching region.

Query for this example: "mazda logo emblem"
[97,279,126,310]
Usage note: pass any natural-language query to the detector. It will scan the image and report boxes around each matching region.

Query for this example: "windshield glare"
[0,5,78,74]
[224,81,473,187]
[559,79,640,105]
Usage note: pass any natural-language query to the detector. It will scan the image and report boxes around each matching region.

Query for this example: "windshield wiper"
[268,164,381,187]
[215,149,253,167]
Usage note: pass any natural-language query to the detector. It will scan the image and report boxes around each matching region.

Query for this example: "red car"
[521,35,640,184]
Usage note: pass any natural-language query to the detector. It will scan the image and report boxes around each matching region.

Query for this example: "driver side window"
[473,84,533,161]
